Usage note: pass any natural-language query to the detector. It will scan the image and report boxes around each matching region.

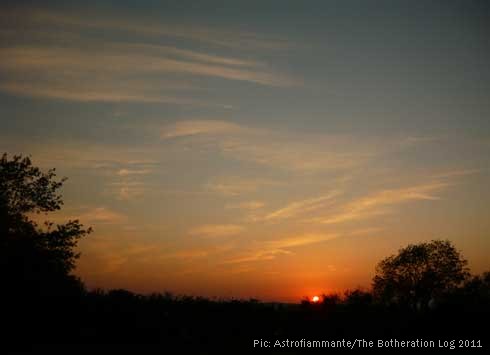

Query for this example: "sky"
[1,0,489,302]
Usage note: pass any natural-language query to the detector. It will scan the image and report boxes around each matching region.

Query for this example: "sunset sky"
[1,0,489,302]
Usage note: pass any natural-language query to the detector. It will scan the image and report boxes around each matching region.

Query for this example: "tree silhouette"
[456,271,490,311]
[0,153,91,306]
[372,240,470,309]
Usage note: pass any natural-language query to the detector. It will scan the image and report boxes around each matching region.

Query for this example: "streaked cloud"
[121,43,263,67]
[163,119,375,174]
[223,227,385,266]
[0,7,297,104]
[225,201,265,210]
[188,224,244,238]
[161,120,243,139]
[205,177,281,196]
[0,5,299,115]
[81,240,159,274]
[107,181,148,201]
[431,169,481,179]
[116,168,153,176]
[110,163,157,200]
[219,137,370,172]
[312,182,450,225]
[262,191,340,221]
[5,8,291,51]
[33,206,126,226]
[78,207,127,224]
[224,249,292,264]
[160,249,210,260]
[264,233,339,249]
[0,45,293,106]
[160,243,234,261]
[401,136,439,146]
[0,81,210,106]
[224,232,338,264]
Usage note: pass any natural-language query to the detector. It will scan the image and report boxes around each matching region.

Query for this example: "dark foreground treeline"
[4,279,490,352]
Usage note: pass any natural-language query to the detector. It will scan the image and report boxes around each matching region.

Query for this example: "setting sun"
[312,296,320,303]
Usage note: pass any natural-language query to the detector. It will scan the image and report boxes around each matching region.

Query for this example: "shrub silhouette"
[343,288,373,310]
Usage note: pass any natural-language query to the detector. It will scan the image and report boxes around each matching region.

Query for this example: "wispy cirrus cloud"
[431,169,481,179]
[263,233,340,249]
[225,201,265,210]
[223,227,385,265]
[41,206,127,226]
[0,44,294,105]
[205,176,282,196]
[218,137,370,172]
[107,181,148,201]
[159,243,235,262]
[116,168,153,176]
[1,140,159,201]
[224,232,339,264]
[188,224,244,238]
[261,191,340,222]
[224,249,293,264]
[0,7,297,105]
[107,160,157,200]
[79,239,159,275]
[161,120,244,139]
[311,182,450,225]
[161,119,375,174]
[122,43,263,67]
[76,207,127,225]
[4,8,291,51]
[0,81,211,106]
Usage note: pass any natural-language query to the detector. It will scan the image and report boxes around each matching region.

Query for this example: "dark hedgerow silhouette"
[1,153,489,352]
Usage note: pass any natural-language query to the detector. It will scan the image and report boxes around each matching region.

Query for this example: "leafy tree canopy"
[0,153,91,296]
[372,239,470,307]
